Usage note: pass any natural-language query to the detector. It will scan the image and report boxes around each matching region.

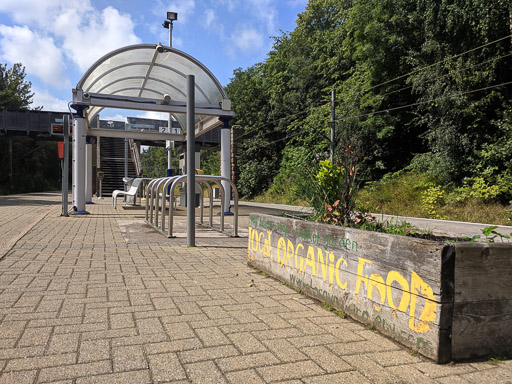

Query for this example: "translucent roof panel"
[76,44,228,128]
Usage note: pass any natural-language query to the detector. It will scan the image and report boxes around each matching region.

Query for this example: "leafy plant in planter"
[303,143,361,226]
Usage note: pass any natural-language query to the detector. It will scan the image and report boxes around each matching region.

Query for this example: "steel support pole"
[85,142,92,203]
[167,22,173,180]
[72,111,88,214]
[220,118,232,214]
[61,114,70,216]
[187,75,196,247]
[330,88,335,163]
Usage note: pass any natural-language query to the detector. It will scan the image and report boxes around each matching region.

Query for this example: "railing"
[144,175,238,238]
[128,138,142,176]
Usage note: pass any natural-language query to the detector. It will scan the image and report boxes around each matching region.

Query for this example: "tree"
[140,146,179,178]
[0,63,60,195]
[0,63,34,109]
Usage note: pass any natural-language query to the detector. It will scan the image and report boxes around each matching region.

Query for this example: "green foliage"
[226,1,512,205]
[200,150,220,175]
[237,158,277,198]
[481,226,511,243]
[357,171,511,225]
[0,63,34,109]
[421,184,445,219]
[0,139,61,194]
[0,63,58,194]
[140,146,178,178]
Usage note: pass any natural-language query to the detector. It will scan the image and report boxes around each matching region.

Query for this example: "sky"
[0,0,308,120]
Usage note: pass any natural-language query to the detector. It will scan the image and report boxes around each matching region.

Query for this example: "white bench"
[112,178,150,209]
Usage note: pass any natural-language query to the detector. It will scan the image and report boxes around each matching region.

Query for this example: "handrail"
[128,138,142,176]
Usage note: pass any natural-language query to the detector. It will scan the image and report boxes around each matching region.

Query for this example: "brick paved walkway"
[0,193,511,383]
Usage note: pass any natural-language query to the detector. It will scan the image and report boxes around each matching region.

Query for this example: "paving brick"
[148,353,187,382]
[76,370,151,384]
[343,354,404,384]
[217,351,280,372]
[0,370,38,384]
[196,327,230,347]
[179,345,240,364]
[386,364,440,384]
[303,371,371,384]
[5,353,76,371]
[0,346,45,360]
[436,376,471,384]
[261,338,308,363]
[327,341,389,356]
[136,317,165,335]
[302,346,353,373]
[17,326,52,347]
[225,369,264,384]
[366,350,422,367]
[411,362,476,378]
[163,322,195,340]
[81,327,137,341]
[38,360,112,382]
[252,328,303,341]
[227,332,267,354]
[79,339,110,363]
[185,360,227,383]
[459,367,512,383]
[256,360,325,382]
[109,312,135,329]
[0,320,26,339]
[47,332,80,354]
[113,345,148,372]
[145,338,203,355]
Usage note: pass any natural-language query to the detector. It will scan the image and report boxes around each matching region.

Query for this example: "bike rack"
[144,175,238,238]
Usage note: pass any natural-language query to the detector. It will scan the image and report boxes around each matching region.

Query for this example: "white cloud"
[136,111,170,120]
[0,1,140,85]
[100,113,127,122]
[204,9,215,29]
[0,25,69,88]
[217,0,237,12]
[247,0,278,33]
[31,87,69,111]
[54,6,141,73]
[230,27,264,54]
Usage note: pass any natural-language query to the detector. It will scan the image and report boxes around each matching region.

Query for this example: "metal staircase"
[99,137,138,196]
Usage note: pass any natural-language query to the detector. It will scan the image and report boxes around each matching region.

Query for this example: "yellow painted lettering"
[264,231,272,258]
[386,271,410,313]
[294,243,304,271]
[258,232,265,253]
[328,252,335,290]
[409,271,437,333]
[368,273,386,311]
[335,257,348,289]
[286,240,294,267]
[248,227,252,257]
[302,246,315,274]
[277,237,286,266]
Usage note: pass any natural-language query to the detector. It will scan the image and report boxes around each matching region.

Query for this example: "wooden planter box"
[248,213,512,363]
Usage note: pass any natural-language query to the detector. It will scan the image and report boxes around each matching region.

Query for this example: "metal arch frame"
[144,175,238,238]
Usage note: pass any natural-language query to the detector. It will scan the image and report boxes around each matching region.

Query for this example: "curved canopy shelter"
[70,43,235,225]
[72,43,234,140]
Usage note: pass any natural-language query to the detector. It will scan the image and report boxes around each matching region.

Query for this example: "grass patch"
[322,302,346,318]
